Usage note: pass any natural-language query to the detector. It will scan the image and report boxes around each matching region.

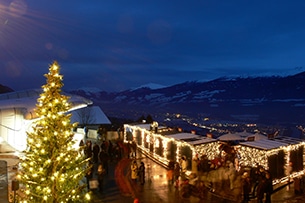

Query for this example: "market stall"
[238,136,305,184]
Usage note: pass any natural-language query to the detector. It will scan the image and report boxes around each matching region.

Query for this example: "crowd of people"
[164,148,275,203]
[79,137,293,203]
[80,139,125,192]
[242,167,273,203]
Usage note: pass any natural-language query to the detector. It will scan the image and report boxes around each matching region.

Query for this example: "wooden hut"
[124,123,218,169]
[238,136,305,184]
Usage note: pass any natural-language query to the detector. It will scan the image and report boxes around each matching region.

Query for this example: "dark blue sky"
[1,0,305,92]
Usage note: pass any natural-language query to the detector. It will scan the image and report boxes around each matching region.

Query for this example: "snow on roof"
[166,133,216,145]
[70,106,111,125]
[186,137,217,145]
[240,139,289,150]
[271,136,304,145]
[167,132,200,140]
[0,89,40,100]
[235,131,255,138]
[0,89,40,111]
[246,133,267,141]
[240,136,304,150]
[218,132,244,141]
[0,89,93,119]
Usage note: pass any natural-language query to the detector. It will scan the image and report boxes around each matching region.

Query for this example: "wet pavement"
[123,152,231,203]
[92,148,305,203]
[1,142,305,203]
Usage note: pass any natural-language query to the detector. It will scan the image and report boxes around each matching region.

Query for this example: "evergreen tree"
[146,114,153,123]
[17,62,91,203]
[137,115,145,123]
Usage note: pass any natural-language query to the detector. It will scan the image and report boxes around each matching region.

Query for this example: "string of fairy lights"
[17,62,91,203]
[124,123,305,185]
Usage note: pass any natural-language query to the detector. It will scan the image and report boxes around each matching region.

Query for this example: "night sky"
[1,0,305,92]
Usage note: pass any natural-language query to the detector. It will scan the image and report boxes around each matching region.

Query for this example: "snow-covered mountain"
[68,71,305,126]
[132,83,167,90]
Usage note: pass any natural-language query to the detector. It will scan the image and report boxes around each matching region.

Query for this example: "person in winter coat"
[85,164,94,190]
[138,162,145,185]
[85,140,93,160]
[242,172,251,203]
[264,172,273,203]
[131,160,138,182]
[174,162,181,188]
[92,142,100,163]
[99,149,109,175]
[256,175,266,203]
[97,163,105,193]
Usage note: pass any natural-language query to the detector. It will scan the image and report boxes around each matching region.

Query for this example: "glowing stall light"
[303,143,305,170]
[125,123,305,188]
[162,139,168,158]
[155,138,159,148]
[141,129,145,147]
[194,142,220,160]
[284,142,305,151]
[176,142,181,161]
[152,133,160,154]
[238,146,270,169]
[273,170,305,185]
[238,141,305,185]
[146,134,150,143]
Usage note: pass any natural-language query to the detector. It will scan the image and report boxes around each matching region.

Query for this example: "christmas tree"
[17,61,91,202]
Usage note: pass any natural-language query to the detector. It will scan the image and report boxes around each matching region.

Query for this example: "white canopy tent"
[218,132,244,141]
[70,106,111,125]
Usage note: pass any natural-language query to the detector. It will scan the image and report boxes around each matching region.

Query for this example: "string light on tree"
[17,61,91,203]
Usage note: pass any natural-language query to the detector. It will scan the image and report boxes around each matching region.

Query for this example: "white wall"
[0,108,29,151]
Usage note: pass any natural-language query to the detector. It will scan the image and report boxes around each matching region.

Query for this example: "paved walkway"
[0,153,20,203]
[1,144,305,203]
[118,149,305,203]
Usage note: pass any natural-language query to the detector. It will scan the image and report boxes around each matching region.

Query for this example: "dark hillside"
[0,84,14,94]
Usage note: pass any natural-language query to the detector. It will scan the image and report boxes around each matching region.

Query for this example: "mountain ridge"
[2,72,305,127]
[68,72,305,126]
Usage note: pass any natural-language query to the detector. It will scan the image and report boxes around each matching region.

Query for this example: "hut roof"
[240,139,288,150]
[218,132,244,141]
[167,133,217,145]
[186,137,217,145]
[271,136,304,145]
[0,89,93,120]
[167,132,199,140]
[245,133,268,141]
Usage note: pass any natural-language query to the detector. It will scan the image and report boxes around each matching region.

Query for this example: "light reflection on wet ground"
[92,150,305,203]
[132,153,235,203]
